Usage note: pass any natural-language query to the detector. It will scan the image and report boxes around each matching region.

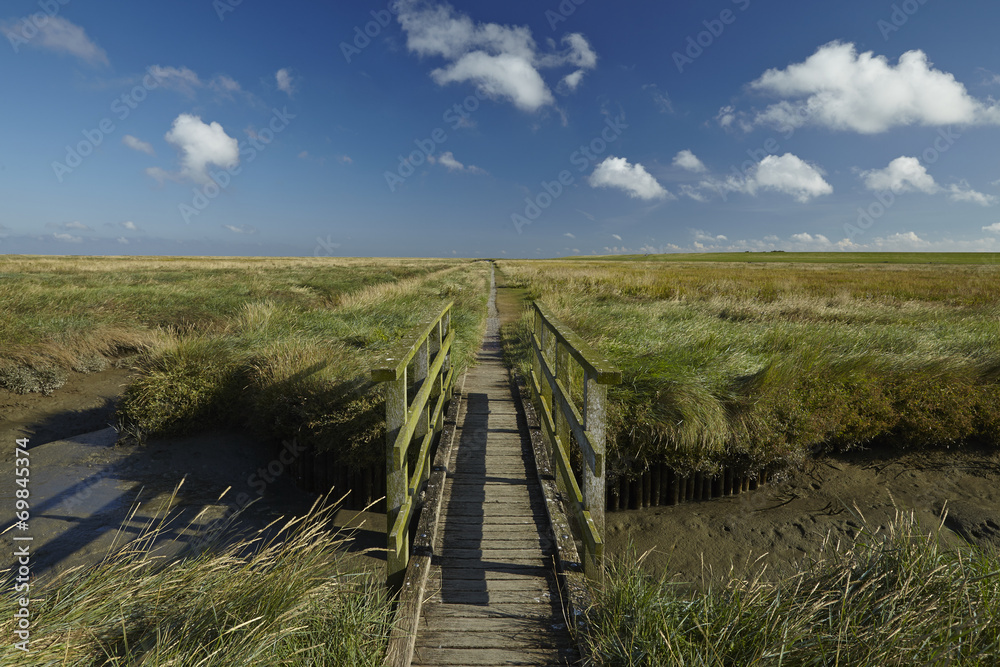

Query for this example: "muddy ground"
[0,369,381,584]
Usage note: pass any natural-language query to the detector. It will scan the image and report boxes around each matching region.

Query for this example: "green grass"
[498,260,1000,478]
[559,251,1000,265]
[114,261,491,466]
[0,492,392,666]
[585,511,1000,666]
[0,256,490,465]
[0,256,465,394]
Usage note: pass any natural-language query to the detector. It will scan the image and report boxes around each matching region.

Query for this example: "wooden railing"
[528,301,621,580]
[372,301,455,589]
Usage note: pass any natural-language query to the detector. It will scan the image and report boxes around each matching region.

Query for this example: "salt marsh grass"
[0,492,392,666]
[498,258,1000,476]
[586,510,1000,666]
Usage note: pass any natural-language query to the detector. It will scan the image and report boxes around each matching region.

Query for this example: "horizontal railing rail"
[372,300,455,589]
[528,301,621,580]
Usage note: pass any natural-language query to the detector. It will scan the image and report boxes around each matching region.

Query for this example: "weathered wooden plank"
[427,579,554,594]
[411,646,576,666]
[417,615,567,633]
[415,630,573,649]
[419,602,563,620]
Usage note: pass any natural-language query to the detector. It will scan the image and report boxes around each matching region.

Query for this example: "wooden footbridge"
[374,268,621,666]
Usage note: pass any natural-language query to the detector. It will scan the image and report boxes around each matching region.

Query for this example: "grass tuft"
[586,510,1000,666]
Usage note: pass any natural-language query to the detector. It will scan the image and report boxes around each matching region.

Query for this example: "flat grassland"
[1,255,489,466]
[498,257,1000,477]
[499,254,1000,666]
[0,255,489,665]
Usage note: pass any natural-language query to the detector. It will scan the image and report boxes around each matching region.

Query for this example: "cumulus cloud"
[790,232,831,244]
[753,154,833,202]
[428,151,487,174]
[6,16,108,65]
[611,234,622,241]
[686,153,831,203]
[564,232,575,239]
[117,237,129,245]
[276,68,295,95]
[157,114,239,184]
[588,156,671,200]
[673,149,707,173]
[53,232,82,243]
[861,156,938,194]
[948,182,997,206]
[859,157,996,206]
[122,135,154,155]
[396,2,597,112]
[715,105,736,129]
[748,41,1000,133]
[982,222,1000,233]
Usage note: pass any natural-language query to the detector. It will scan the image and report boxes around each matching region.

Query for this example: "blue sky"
[2,0,1000,257]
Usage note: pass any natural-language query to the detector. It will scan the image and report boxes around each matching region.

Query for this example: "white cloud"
[679,184,708,202]
[121,221,138,230]
[147,65,246,100]
[748,41,1000,133]
[861,156,938,194]
[982,223,1000,234]
[948,182,998,206]
[144,166,175,186]
[396,2,597,112]
[276,68,295,96]
[46,221,91,231]
[588,156,671,200]
[753,154,833,202]
[611,234,622,241]
[564,232,575,239]
[673,149,707,173]
[428,151,487,174]
[53,232,82,243]
[117,237,129,245]
[872,231,930,249]
[9,16,109,65]
[715,105,739,130]
[159,114,239,184]
[147,65,203,96]
[790,232,831,245]
[122,135,154,155]
[222,224,257,234]
[686,153,831,203]
[859,157,996,206]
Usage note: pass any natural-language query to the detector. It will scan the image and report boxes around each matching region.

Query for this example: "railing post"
[554,340,572,468]
[432,318,444,432]
[583,368,607,581]
[414,337,430,490]
[386,370,408,590]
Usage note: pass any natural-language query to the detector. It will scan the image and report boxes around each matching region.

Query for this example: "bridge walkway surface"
[409,277,578,666]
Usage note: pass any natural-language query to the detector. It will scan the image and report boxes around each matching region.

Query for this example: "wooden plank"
[419,602,563,620]
[411,646,576,666]
[417,615,567,633]
[415,631,572,649]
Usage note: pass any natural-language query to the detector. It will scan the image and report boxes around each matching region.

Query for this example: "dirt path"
[493,284,1000,589]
